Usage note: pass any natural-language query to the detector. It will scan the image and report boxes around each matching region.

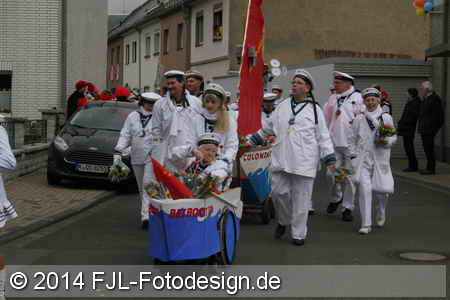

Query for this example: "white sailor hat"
[271,84,283,92]
[293,69,316,90]
[333,71,355,82]
[197,132,221,146]
[362,88,381,99]
[204,83,226,100]
[140,92,161,103]
[225,91,231,98]
[185,70,204,80]
[263,92,278,102]
[164,70,185,78]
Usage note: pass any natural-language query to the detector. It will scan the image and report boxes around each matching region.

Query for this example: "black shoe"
[292,239,305,246]
[274,224,286,239]
[141,220,149,231]
[420,170,436,175]
[327,199,342,214]
[403,168,418,172]
[342,209,353,222]
[308,210,315,216]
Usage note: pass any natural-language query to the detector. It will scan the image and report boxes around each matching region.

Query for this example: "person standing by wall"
[417,81,445,175]
[66,80,89,120]
[397,88,421,172]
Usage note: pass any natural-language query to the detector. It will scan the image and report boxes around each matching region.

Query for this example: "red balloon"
[414,0,425,8]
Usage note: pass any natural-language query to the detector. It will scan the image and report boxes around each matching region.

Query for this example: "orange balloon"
[415,0,425,8]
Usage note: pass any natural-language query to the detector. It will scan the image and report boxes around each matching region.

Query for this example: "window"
[177,23,184,50]
[195,11,204,47]
[154,31,160,55]
[0,71,12,113]
[132,41,137,63]
[145,35,151,58]
[163,29,169,55]
[125,44,130,65]
[111,48,115,64]
[213,3,223,42]
[116,46,121,65]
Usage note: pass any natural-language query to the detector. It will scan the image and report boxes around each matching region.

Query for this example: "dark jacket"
[397,96,421,137]
[66,91,85,120]
[418,92,445,136]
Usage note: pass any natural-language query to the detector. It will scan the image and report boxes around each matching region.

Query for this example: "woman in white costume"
[256,69,336,246]
[169,83,239,186]
[0,123,18,300]
[114,92,161,230]
[349,88,397,234]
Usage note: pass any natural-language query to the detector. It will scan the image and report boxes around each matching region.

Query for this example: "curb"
[0,190,117,246]
[393,171,450,196]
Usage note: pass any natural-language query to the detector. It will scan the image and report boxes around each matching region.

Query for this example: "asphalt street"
[1,171,449,299]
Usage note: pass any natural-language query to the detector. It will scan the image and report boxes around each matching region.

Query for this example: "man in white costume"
[349,88,397,234]
[114,92,161,230]
[323,71,364,222]
[0,122,17,300]
[151,70,203,169]
[256,69,336,246]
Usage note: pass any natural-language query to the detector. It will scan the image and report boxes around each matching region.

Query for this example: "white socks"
[0,268,5,297]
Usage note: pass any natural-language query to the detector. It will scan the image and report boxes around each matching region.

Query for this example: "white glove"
[113,154,122,165]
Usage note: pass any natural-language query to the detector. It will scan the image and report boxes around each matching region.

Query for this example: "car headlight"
[54,136,69,152]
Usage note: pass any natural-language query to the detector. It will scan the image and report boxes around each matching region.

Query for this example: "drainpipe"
[137,27,142,91]
[60,0,67,109]
[441,0,449,162]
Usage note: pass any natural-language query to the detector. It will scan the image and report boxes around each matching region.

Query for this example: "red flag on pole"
[238,0,265,136]
[151,158,194,200]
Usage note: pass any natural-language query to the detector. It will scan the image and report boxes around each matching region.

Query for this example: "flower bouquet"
[334,167,353,183]
[375,124,396,146]
[145,173,220,200]
[145,181,172,200]
[239,135,253,149]
[108,161,130,183]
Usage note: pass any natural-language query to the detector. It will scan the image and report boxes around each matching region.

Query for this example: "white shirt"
[323,86,364,148]
[115,107,154,165]
[0,125,17,228]
[151,91,202,168]
[262,97,335,178]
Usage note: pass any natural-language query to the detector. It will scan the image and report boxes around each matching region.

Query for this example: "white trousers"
[132,165,149,222]
[330,148,355,211]
[271,172,314,240]
[358,166,389,227]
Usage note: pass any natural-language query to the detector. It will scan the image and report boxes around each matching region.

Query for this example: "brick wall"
[0,0,62,119]
[3,144,49,183]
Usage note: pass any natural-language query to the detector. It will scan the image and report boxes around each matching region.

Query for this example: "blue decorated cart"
[148,188,242,264]
[234,146,274,224]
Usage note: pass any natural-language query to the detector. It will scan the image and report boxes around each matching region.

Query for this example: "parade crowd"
[61,68,443,244]
[0,68,445,295]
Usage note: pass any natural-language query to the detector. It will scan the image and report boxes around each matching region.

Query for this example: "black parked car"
[47,101,138,186]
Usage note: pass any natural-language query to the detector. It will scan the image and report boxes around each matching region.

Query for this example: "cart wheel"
[218,210,238,265]
[261,199,271,225]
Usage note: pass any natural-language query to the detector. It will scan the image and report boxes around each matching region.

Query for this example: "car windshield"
[70,105,134,131]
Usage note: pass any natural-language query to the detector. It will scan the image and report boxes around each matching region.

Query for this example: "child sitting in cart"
[172,133,231,192]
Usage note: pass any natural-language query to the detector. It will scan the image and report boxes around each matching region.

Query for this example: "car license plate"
[76,164,109,174]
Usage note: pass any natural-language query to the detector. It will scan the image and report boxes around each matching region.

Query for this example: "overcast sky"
[108,0,146,15]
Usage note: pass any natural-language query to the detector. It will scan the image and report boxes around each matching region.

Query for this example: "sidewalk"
[0,170,117,245]
[392,158,450,195]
